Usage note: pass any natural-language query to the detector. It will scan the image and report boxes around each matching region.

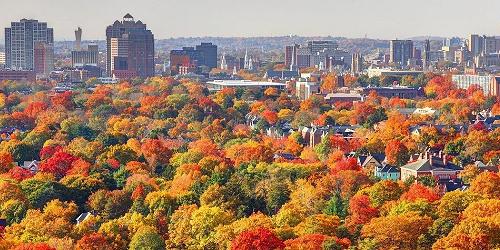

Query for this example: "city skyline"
[2,0,500,42]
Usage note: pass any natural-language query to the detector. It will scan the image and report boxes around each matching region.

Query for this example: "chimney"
[443,154,448,166]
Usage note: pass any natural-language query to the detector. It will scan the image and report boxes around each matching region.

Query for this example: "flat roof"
[325,93,362,98]
[207,80,286,87]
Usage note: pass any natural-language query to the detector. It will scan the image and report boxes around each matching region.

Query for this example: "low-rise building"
[452,74,500,97]
[400,152,462,181]
[324,93,364,104]
[362,86,423,99]
[0,70,36,82]
[367,68,423,78]
[295,81,320,100]
[265,70,299,80]
[206,80,287,91]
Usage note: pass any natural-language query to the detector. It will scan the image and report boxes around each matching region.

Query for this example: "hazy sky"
[1,0,500,41]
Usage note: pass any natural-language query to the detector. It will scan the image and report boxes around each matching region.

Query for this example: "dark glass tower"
[106,14,154,78]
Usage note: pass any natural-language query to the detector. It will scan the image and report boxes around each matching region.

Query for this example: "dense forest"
[0,75,498,250]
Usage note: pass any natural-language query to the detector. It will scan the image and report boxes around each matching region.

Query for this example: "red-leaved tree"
[231,227,284,250]
[400,183,439,202]
[40,151,78,178]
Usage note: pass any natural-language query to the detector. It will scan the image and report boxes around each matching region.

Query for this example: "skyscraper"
[5,19,54,74]
[390,40,413,67]
[106,14,154,78]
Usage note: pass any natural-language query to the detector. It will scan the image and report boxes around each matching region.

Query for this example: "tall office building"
[71,27,98,67]
[5,19,54,74]
[422,39,431,70]
[106,14,154,78]
[351,53,363,74]
[285,41,349,70]
[169,43,218,75]
[72,44,98,67]
[195,43,217,69]
[285,44,299,67]
[468,34,483,57]
[307,40,338,54]
[483,36,500,54]
[390,40,413,66]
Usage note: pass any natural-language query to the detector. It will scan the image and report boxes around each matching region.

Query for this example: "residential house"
[20,160,39,174]
[400,152,463,181]
[359,153,386,176]
[474,161,498,173]
[76,211,96,224]
[374,164,401,180]
[274,153,299,161]
[360,153,386,169]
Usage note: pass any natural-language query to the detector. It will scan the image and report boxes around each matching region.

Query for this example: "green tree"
[129,226,166,250]
[323,192,348,219]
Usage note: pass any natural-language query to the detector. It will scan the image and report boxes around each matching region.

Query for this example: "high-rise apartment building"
[106,14,154,78]
[34,42,54,75]
[5,19,54,75]
[390,40,413,66]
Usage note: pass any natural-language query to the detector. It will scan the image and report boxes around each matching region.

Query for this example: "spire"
[221,53,227,70]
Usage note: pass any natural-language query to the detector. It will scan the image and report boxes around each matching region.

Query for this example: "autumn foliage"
[0,75,497,250]
[231,227,284,250]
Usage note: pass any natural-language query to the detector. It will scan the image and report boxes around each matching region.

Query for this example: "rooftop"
[207,80,286,87]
